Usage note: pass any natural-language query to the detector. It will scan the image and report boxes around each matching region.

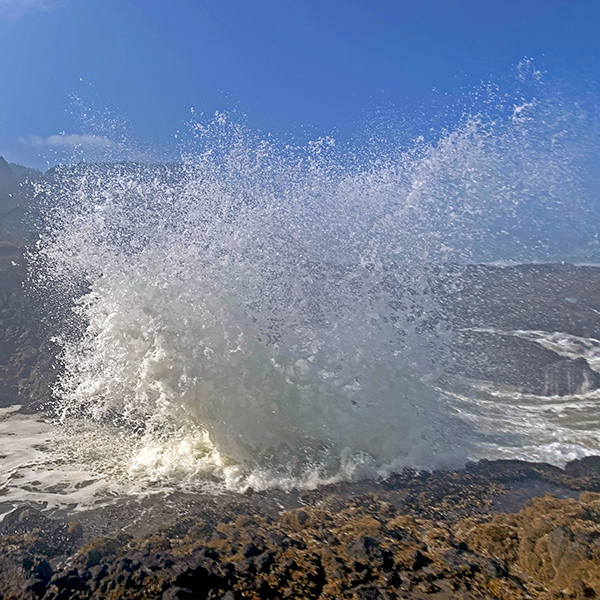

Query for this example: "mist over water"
[28,73,600,494]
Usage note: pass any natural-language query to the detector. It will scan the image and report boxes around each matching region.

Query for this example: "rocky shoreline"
[2,457,600,599]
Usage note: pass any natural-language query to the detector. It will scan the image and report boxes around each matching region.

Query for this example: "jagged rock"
[565,456,600,478]
[2,473,600,598]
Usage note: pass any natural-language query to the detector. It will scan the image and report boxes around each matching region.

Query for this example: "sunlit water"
[2,67,599,516]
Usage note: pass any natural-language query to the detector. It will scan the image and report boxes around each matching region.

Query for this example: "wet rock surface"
[2,459,600,599]
[0,247,57,413]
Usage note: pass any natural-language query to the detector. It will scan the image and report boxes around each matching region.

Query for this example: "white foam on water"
[513,331,600,373]
[466,328,600,373]
[0,405,235,516]
[446,384,600,466]
[444,328,600,467]
[0,406,133,516]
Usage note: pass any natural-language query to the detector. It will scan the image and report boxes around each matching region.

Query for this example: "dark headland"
[3,222,600,597]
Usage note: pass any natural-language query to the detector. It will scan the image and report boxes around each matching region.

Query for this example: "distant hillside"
[0,157,42,244]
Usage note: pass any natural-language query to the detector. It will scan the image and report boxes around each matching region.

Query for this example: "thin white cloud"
[19,133,117,150]
[0,0,65,19]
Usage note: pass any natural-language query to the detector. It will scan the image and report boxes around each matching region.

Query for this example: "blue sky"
[0,0,599,169]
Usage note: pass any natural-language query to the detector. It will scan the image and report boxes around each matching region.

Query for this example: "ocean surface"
[1,79,600,520]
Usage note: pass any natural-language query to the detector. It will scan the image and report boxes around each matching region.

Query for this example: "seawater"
[2,70,599,514]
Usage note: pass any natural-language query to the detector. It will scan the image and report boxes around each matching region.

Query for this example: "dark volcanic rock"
[0,248,58,412]
[565,456,600,478]
[1,459,600,598]
[0,505,83,557]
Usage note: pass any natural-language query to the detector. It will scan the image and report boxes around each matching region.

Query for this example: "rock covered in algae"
[2,460,600,599]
